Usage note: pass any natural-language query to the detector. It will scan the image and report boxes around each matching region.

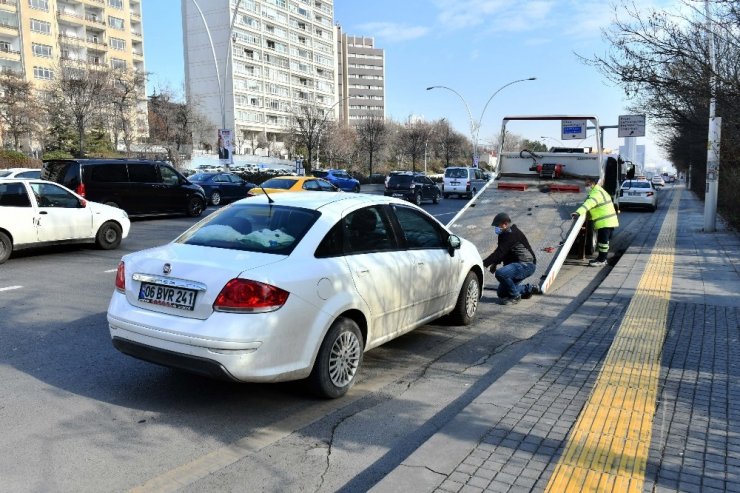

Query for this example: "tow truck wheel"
[585,220,597,256]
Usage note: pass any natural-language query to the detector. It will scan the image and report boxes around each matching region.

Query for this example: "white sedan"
[0,178,131,263]
[108,193,484,398]
[620,179,658,211]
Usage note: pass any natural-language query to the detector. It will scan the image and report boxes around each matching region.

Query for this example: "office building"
[335,26,385,126]
[182,0,337,157]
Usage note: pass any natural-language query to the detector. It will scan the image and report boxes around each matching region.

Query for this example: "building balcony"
[0,19,18,35]
[0,46,20,62]
[0,0,17,12]
[57,10,85,26]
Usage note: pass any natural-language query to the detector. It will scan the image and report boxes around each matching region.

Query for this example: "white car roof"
[240,190,406,211]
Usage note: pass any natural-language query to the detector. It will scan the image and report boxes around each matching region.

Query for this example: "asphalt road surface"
[0,185,661,492]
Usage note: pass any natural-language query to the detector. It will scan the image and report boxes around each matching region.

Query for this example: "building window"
[111,58,126,70]
[109,37,126,51]
[33,66,53,80]
[30,19,51,34]
[32,43,52,57]
[29,0,49,11]
[108,0,123,8]
[108,16,124,30]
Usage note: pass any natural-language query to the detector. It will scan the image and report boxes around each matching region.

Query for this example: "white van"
[443,167,488,199]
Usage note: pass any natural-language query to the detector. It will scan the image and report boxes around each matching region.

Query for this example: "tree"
[148,87,211,168]
[400,118,432,173]
[47,62,112,157]
[583,1,740,226]
[290,104,329,174]
[109,69,148,155]
[434,118,467,167]
[323,121,357,170]
[0,73,42,152]
[356,115,387,177]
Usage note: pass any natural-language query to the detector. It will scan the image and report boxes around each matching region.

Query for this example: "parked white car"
[0,178,131,263]
[0,168,41,179]
[620,179,658,211]
[107,193,484,398]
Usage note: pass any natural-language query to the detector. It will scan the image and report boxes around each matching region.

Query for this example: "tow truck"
[447,115,606,295]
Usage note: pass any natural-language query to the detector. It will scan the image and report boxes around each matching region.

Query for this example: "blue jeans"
[495,262,536,299]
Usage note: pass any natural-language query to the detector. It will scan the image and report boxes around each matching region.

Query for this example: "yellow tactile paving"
[545,189,682,493]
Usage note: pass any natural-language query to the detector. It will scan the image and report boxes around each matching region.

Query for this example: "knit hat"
[491,212,511,226]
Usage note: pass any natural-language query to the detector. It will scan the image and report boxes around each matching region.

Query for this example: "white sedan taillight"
[213,279,289,313]
[115,261,125,292]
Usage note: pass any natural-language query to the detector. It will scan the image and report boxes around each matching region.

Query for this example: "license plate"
[138,282,197,311]
[392,193,404,197]
[629,192,641,196]
[450,181,459,185]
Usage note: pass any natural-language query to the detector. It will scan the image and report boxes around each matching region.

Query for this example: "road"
[0,186,660,492]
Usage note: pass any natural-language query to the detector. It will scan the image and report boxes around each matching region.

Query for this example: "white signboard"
[618,114,646,138]
[561,120,587,140]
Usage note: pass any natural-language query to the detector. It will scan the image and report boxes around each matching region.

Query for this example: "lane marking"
[545,189,681,492]
[104,269,118,273]
[0,286,23,292]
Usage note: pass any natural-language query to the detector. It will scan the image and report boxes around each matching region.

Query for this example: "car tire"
[353,184,360,193]
[0,231,12,264]
[309,317,364,399]
[414,192,422,206]
[95,221,122,250]
[187,196,205,217]
[650,204,657,212]
[443,193,450,199]
[450,270,480,325]
[585,220,597,256]
[432,191,440,204]
[210,191,221,206]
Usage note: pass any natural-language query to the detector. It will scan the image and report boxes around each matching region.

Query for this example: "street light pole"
[427,77,536,167]
[188,0,244,166]
[704,0,720,232]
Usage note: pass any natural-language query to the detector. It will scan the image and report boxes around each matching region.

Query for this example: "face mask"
[494,226,503,235]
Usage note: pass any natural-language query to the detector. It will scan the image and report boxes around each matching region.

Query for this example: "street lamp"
[188,0,244,166]
[427,77,536,167]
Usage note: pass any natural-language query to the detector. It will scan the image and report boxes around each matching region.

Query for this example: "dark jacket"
[483,224,536,268]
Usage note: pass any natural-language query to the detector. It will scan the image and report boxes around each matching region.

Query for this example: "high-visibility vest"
[575,184,619,229]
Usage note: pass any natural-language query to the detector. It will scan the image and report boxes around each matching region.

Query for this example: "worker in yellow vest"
[571,177,619,267]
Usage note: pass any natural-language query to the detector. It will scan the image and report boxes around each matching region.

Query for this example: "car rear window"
[312,171,328,178]
[445,168,468,179]
[622,181,651,189]
[388,175,413,186]
[42,161,79,189]
[177,204,320,254]
[262,178,297,189]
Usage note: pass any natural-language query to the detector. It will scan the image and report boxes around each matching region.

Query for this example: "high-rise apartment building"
[0,0,147,144]
[182,0,337,157]
[335,26,385,126]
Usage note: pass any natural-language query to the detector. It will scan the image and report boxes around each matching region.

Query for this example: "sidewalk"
[372,185,740,493]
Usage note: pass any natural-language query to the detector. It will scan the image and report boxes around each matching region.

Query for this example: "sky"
[142,0,676,168]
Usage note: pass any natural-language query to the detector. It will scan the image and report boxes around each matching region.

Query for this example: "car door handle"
[39,211,48,215]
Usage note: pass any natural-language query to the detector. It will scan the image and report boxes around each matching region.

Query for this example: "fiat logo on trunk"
[163,263,172,275]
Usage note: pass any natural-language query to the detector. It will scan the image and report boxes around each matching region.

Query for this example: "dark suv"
[41,159,206,217]
[384,172,441,205]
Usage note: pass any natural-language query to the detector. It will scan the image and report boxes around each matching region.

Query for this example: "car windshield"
[445,168,468,179]
[261,178,297,189]
[177,203,320,255]
[388,175,413,186]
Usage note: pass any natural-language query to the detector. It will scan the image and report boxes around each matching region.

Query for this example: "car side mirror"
[447,234,461,256]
